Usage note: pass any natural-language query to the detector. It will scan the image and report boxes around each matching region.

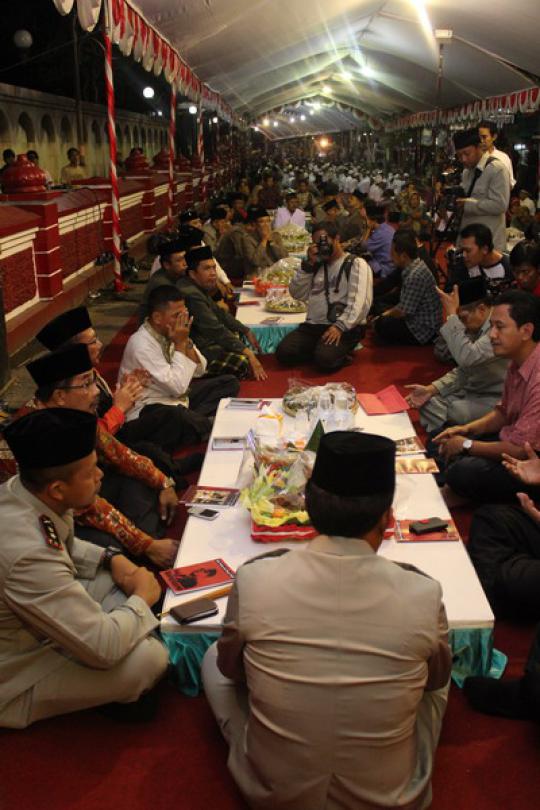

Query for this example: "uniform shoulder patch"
[39,515,63,551]
[242,548,290,567]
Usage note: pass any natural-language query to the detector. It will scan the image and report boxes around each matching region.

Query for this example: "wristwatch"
[102,546,123,570]
[462,438,473,455]
[161,476,176,490]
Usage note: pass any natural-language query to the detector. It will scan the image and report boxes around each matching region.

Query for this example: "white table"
[162,399,493,635]
[235,287,306,353]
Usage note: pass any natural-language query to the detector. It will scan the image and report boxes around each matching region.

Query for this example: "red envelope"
[357,385,410,415]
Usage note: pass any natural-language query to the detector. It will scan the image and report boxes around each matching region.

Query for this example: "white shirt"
[118,323,207,420]
[359,176,371,193]
[490,148,515,189]
[520,196,536,215]
[468,261,505,280]
[369,184,383,203]
[273,207,306,229]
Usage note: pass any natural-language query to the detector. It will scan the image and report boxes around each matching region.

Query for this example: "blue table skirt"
[162,627,507,697]
[250,324,297,354]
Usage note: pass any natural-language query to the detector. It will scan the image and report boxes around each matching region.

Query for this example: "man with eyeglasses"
[37,306,211,461]
[9,345,180,570]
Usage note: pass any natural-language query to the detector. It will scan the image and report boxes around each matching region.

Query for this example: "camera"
[442,185,466,213]
[445,247,468,288]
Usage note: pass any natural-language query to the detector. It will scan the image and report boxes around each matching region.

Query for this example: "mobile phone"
[169,599,218,624]
[212,436,245,450]
[188,506,220,520]
[409,518,449,535]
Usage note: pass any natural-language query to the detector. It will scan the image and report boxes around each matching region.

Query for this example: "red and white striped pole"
[103,0,126,293]
[167,82,177,228]
[197,101,205,202]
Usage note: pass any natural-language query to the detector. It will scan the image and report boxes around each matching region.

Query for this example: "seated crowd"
[2,122,540,810]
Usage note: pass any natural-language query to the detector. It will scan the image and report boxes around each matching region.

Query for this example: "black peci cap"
[310,431,396,497]
[4,408,97,469]
[26,344,92,388]
[36,307,91,351]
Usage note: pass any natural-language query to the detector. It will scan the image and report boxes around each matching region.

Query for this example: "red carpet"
[2,328,539,809]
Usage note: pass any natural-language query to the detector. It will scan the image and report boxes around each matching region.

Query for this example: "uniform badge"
[39,515,63,551]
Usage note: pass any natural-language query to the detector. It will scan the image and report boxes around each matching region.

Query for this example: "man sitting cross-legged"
[37,303,210,459]
[464,448,540,724]
[202,431,451,810]
[0,409,168,729]
[434,290,540,504]
[119,286,239,421]
[178,245,267,381]
[24,345,179,567]
[405,277,508,434]
[373,228,441,346]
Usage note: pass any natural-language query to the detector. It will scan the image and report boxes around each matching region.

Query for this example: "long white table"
[160,399,503,694]
[162,399,493,634]
[235,287,306,353]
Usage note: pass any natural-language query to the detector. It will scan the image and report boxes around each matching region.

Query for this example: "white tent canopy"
[55,0,540,136]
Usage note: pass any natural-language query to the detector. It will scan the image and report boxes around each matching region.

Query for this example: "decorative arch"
[0,110,11,145]
[133,125,139,148]
[60,116,73,145]
[40,115,55,143]
[91,119,101,145]
[17,112,36,145]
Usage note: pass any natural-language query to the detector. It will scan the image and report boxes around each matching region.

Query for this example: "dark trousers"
[373,315,422,345]
[117,402,211,452]
[98,471,163,540]
[276,322,364,373]
[446,455,539,503]
[469,504,540,619]
[188,375,240,417]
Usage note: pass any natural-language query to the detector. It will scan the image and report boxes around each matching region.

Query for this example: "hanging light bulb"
[188,104,198,114]
[143,86,155,99]
[263,117,270,127]
[300,115,306,121]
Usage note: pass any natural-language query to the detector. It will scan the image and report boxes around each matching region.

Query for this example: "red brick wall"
[59,221,102,279]
[155,192,168,219]
[0,247,37,313]
[121,203,143,239]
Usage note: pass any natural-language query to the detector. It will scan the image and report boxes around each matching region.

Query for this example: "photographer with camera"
[452,128,510,253]
[275,222,373,373]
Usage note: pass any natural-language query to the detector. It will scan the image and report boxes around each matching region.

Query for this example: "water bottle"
[334,390,351,429]
[318,390,332,429]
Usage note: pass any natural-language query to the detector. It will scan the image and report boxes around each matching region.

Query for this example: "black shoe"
[99,689,159,723]
[463,676,530,720]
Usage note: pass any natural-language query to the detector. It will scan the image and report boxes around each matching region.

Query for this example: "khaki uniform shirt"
[218,535,451,810]
[0,476,158,708]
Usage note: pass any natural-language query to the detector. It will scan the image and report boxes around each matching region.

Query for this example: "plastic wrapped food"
[275,223,311,252]
[282,378,358,416]
[265,288,307,314]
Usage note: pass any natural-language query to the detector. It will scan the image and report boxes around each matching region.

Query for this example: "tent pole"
[103,0,126,293]
[197,102,206,203]
[168,83,177,227]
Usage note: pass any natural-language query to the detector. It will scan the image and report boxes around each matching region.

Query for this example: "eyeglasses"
[57,371,97,391]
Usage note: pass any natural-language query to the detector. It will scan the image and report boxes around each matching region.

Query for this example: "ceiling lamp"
[322,84,331,94]
[300,115,306,121]
[361,65,374,78]
[188,104,197,114]
[319,137,329,148]
[340,70,352,80]
[313,101,321,110]
[212,116,218,123]
[290,116,295,123]
[273,121,279,127]
[143,86,155,99]
[309,110,315,116]
[262,117,270,126]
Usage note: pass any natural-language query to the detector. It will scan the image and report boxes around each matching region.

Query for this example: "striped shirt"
[289,253,373,331]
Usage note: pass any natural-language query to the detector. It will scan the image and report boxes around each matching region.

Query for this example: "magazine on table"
[395,456,439,474]
[160,558,236,595]
[180,485,240,507]
[394,436,426,455]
